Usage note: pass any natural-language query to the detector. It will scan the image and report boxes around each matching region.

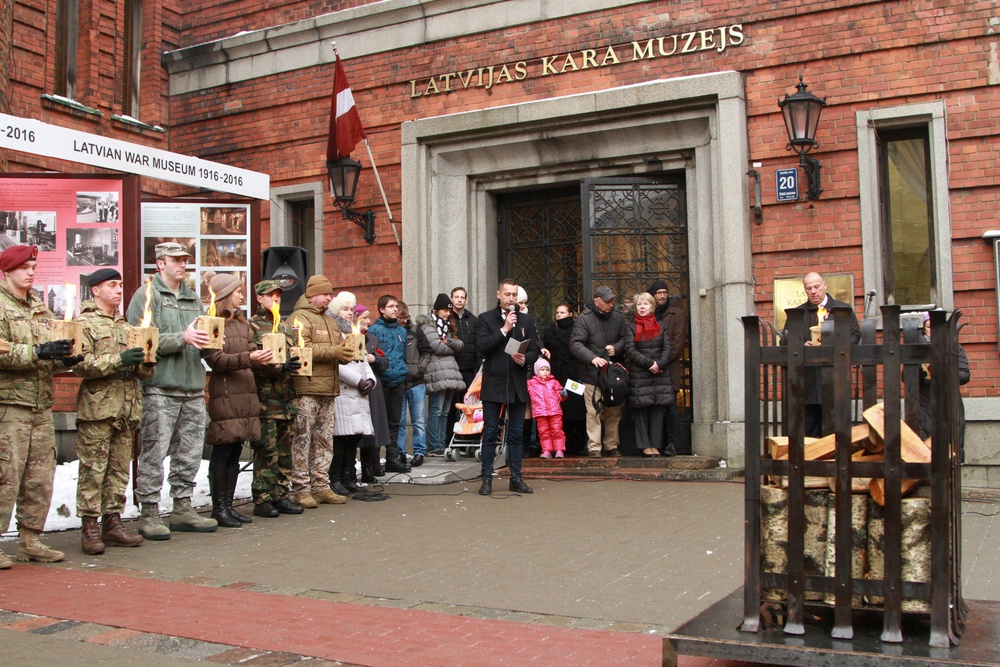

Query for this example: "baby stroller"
[445,368,507,462]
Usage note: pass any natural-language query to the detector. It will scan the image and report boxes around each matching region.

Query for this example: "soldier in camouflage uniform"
[0,245,83,569]
[72,268,154,555]
[247,280,304,518]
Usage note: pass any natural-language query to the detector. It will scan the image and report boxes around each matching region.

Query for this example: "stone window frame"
[857,101,953,315]
[269,182,325,276]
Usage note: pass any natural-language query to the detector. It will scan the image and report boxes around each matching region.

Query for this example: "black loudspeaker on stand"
[261,246,307,318]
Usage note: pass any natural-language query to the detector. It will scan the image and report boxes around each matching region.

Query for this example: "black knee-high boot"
[227,464,252,523]
[210,466,241,528]
[330,439,351,497]
[342,441,361,493]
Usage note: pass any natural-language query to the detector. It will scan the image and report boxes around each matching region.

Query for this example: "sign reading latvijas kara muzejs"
[408,23,745,98]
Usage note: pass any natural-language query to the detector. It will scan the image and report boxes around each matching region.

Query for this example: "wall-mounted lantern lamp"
[778,76,827,200]
[326,157,376,244]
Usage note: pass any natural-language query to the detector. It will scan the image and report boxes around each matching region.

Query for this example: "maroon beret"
[0,245,38,273]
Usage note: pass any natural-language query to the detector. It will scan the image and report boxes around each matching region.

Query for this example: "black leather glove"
[120,347,146,367]
[358,378,375,396]
[62,354,85,367]
[282,355,302,374]
[36,339,73,360]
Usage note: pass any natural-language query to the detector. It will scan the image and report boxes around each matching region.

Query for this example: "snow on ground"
[2,457,253,538]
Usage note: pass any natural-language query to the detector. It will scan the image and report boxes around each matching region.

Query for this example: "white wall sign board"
[0,113,269,199]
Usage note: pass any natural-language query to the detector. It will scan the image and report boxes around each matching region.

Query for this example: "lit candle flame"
[293,318,305,347]
[270,296,281,334]
[63,283,75,321]
[207,285,217,318]
[139,277,154,328]
[351,315,361,336]
[816,306,828,324]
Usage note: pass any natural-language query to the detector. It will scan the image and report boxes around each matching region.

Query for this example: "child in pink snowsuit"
[527,358,567,458]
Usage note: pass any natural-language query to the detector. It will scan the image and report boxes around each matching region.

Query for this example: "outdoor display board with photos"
[0,174,137,317]
[140,200,258,315]
[773,273,856,332]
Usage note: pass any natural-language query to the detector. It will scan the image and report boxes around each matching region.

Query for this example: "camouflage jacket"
[0,279,71,409]
[72,301,153,426]
[249,307,297,420]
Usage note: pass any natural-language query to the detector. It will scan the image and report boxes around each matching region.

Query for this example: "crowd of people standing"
[0,238,688,564]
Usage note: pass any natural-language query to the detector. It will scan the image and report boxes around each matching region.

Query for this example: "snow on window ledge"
[40,94,102,116]
[111,114,166,133]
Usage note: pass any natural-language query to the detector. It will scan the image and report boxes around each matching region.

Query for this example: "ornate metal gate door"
[581,178,691,452]
[498,178,692,453]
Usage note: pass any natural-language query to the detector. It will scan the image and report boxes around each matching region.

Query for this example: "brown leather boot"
[101,514,144,548]
[81,516,105,555]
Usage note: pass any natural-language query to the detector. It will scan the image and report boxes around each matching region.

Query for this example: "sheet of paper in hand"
[504,337,530,356]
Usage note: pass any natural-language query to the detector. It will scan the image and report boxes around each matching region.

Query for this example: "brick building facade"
[3,0,1000,486]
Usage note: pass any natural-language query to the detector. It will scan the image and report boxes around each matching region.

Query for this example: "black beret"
[87,268,123,286]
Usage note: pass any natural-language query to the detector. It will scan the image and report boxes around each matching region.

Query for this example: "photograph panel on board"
[76,192,120,223]
[66,227,120,266]
[200,207,248,236]
[200,238,248,267]
[142,237,197,266]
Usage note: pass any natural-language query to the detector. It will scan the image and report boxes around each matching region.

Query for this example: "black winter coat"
[452,309,480,374]
[475,306,540,404]
[918,337,970,443]
[783,297,861,405]
[570,302,626,385]
[543,318,585,422]
[624,321,675,408]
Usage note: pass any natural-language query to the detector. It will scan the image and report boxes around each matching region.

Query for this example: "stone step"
[520,455,744,482]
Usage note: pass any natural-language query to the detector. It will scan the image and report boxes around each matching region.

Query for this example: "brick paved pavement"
[0,479,996,666]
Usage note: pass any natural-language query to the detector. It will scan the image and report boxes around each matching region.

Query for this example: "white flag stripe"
[335,88,356,120]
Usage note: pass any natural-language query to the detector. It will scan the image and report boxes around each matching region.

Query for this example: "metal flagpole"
[363,138,401,251]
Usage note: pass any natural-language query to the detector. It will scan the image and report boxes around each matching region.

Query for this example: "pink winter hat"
[533,358,550,375]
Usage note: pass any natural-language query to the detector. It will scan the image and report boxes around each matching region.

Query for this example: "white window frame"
[857,101,953,314]
[269,182,325,276]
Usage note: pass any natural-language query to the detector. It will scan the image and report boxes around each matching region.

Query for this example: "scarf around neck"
[634,312,661,343]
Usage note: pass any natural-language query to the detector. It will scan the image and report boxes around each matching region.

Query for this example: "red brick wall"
[9,0,1000,406]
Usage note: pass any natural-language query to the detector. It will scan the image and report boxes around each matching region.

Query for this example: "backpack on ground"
[593,362,629,410]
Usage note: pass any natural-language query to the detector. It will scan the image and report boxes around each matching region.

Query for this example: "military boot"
[293,492,319,509]
[138,503,171,541]
[1,550,13,570]
[81,516,105,555]
[102,514,143,548]
[169,497,218,533]
[17,528,65,563]
[312,488,348,505]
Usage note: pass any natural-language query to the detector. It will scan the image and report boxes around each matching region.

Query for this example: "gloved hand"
[62,354,85,367]
[561,388,568,398]
[282,355,301,374]
[36,339,73,360]
[120,347,146,367]
[358,378,375,396]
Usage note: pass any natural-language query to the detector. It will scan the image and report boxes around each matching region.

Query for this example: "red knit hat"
[0,245,38,272]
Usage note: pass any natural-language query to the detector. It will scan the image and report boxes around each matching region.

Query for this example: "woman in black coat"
[541,303,587,456]
[624,293,675,457]
[917,312,971,461]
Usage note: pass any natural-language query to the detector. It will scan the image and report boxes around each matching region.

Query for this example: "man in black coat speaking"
[785,271,861,437]
[475,278,540,496]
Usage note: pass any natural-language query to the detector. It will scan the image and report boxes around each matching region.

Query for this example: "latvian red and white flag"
[326,55,366,162]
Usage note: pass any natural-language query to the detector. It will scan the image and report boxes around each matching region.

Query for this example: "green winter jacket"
[125,273,206,392]
[0,280,68,409]
[73,300,153,426]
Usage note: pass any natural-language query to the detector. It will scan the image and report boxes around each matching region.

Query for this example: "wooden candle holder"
[342,332,367,361]
[128,326,159,364]
[261,332,287,365]
[195,315,225,349]
[50,320,83,355]
[289,346,312,376]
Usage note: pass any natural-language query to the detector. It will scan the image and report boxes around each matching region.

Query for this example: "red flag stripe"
[327,55,366,162]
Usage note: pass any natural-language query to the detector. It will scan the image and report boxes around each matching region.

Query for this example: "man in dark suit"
[786,271,861,437]
[475,278,540,496]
